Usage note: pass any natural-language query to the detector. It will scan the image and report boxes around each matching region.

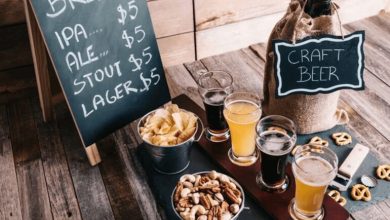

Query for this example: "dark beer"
[197,70,233,142]
[203,90,228,132]
[258,131,294,186]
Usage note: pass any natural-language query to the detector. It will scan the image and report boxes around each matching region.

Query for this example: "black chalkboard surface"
[272,31,365,97]
[29,0,171,146]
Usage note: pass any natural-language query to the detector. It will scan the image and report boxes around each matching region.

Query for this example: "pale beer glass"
[256,115,296,192]
[197,71,233,142]
[223,92,261,166]
[289,144,338,220]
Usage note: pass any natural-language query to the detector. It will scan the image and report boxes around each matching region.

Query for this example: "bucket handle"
[194,117,205,142]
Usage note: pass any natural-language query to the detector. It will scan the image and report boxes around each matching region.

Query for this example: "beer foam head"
[204,90,228,105]
[293,156,336,187]
[224,100,261,124]
[257,131,294,155]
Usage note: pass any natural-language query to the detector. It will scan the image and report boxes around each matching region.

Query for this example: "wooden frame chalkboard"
[23,0,171,165]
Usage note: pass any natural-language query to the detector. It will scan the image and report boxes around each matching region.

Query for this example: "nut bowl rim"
[171,171,246,220]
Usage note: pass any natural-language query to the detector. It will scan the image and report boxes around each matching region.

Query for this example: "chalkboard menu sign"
[29,0,171,146]
[272,31,365,97]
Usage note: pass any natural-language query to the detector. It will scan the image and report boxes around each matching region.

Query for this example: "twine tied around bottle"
[332,1,345,39]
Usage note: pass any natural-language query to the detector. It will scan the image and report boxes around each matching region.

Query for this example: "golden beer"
[223,92,261,166]
[290,145,338,220]
[293,157,335,214]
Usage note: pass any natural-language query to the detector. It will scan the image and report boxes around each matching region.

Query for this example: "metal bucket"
[137,109,204,175]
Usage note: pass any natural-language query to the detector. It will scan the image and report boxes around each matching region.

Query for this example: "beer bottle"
[304,0,332,17]
[262,0,346,134]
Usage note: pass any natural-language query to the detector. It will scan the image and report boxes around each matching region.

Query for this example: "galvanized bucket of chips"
[137,105,204,174]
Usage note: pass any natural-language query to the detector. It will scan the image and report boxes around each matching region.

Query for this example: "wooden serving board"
[173,94,350,220]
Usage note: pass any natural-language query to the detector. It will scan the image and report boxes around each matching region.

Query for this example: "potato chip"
[165,104,180,114]
[160,142,170,146]
[179,126,196,141]
[140,127,147,134]
[144,115,152,124]
[151,135,164,145]
[165,115,174,126]
[154,108,170,118]
[140,104,197,147]
[146,116,164,128]
[186,114,197,130]
[169,140,178,145]
[167,126,180,137]
[172,112,184,131]
[179,112,190,129]
[142,133,153,142]
[158,122,171,134]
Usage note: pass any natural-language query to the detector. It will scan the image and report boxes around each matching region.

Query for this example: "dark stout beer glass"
[256,115,296,192]
[197,71,233,142]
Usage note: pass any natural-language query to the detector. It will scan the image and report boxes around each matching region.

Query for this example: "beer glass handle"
[194,117,204,142]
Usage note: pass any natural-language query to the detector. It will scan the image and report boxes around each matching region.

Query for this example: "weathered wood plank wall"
[195,0,390,58]
[0,0,194,69]
[0,0,389,73]
[150,0,195,66]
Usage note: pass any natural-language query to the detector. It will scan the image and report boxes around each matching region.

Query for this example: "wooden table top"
[149,12,390,219]
[131,12,390,220]
[0,12,389,220]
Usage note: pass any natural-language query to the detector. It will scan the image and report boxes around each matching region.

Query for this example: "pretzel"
[309,136,329,147]
[267,126,287,135]
[332,132,352,146]
[328,190,347,207]
[351,184,371,201]
[290,145,302,156]
[376,165,390,181]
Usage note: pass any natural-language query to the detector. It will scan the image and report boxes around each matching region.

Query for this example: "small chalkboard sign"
[273,31,365,97]
[29,0,171,146]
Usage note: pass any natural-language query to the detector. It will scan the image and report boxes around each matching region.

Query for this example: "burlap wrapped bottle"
[263,0,349,134]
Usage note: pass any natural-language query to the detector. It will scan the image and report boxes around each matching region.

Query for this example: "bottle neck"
[304,0,332,17]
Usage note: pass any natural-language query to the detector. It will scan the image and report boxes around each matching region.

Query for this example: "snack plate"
[137,94,351,220]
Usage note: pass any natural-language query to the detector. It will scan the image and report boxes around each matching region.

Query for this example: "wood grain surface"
[196,13,282,58]
[1,0,389,71]
[0,105,22,220]
[344,13,390,86]
[24,0,53,121]
[0,0,25,26]
[0,65,36,95]
[54,104,115,220]
[195,0,289,31]
[157,33,196,67]
[0,24,32,71]
[97,136,143,220]
[149,0,193,38]
[32,96,82,220]
[8,98,52,220]
[0,13,389,220]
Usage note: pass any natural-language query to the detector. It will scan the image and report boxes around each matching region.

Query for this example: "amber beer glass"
[256,115,296,192]
[197,71,233,142]
[289,144,338,220]
[223,92,261,166]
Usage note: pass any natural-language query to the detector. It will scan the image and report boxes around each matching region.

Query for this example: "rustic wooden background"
[1,0,389,70]
[1,13,389,219]
[0,0,390,218]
